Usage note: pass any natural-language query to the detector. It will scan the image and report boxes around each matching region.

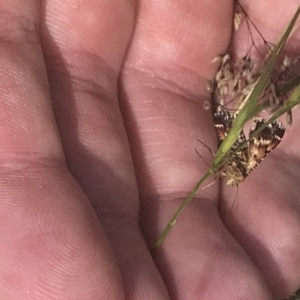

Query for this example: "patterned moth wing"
[246,118,286,174]
[213,107,248,161]
[212,108,286,186]
[213,108,235,147]
[213,108,248,186]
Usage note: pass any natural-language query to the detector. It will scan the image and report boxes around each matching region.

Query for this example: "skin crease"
[0,0,299,299]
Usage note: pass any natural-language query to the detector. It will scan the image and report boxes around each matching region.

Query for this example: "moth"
[213,108,286,186]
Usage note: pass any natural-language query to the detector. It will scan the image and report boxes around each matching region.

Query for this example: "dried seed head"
[233,4,245,31]
[203,100,211,111]
[206,80,215,93]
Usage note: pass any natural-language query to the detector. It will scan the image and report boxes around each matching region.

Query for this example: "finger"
[121,0,273,298]
[219,1,300,298]
[220,156,300,299]
[0,1,121,299]
[41,0,169,298]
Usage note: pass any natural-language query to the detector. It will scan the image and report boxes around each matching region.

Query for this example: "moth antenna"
[196,139,216,156]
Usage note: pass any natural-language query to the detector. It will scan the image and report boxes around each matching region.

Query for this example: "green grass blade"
[213,6,300,168]
[154,6,300,248]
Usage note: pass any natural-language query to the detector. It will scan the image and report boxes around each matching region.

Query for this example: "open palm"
[1,0,300,299]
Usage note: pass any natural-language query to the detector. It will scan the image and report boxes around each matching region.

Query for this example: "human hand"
[1,0,300,299]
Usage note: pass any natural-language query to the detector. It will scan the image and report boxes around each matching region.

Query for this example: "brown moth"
[213,108,285,186]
